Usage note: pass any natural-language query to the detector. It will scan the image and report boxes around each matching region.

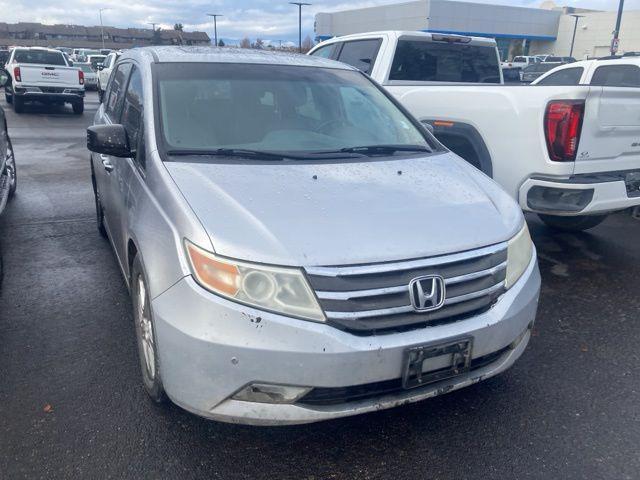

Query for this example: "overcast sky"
[0,0,637,43]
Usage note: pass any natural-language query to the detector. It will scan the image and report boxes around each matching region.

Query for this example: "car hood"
[165,153,522,267]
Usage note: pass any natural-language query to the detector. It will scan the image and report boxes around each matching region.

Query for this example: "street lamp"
[99,8,111,50]
[569,14,584,58]
[611,0,625,55]
[207,14,223,47]
[289,2,311,53]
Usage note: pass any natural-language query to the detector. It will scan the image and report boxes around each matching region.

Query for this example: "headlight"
[185,241,325,322]
[505,223,533,289]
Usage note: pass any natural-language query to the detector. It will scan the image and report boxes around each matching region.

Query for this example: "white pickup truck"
[3,47,85,114]
[310,31,640,231]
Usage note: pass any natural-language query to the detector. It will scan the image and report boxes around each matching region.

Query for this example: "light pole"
[569,14,584,58]
[611,0,625,55]
[289,2,311,53]
[99,8,111,50]
[207,14,223,47]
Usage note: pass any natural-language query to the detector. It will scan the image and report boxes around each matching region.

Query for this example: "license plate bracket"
[402,338,473,390]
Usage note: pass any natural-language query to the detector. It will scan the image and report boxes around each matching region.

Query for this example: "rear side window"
[536,67,584,86]
[105,63,132,120]
[336,40,381,75]
[591,65,640,88]
[389,40,501,83]
[13,50,66,66]
[513,57,526,63]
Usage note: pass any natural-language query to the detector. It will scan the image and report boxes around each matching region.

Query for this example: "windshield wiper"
[338,144,432,155]
[165,148,367,161]
[166,148,294,161]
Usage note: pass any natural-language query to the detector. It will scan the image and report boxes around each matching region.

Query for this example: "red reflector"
[14,66,21,82]
[78,69,84,85]
[544,100,585,162]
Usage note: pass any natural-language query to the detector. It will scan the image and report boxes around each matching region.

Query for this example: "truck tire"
[538,214,608,232]
[13,96,24,113]
[72,100,84,115]
[5,92,12,104]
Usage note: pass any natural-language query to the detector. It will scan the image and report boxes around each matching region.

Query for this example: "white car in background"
[97,51,121,102]
[77,63,98,90]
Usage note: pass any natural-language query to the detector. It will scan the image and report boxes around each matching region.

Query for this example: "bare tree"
[252,38,265,49]
[239,37,251,49]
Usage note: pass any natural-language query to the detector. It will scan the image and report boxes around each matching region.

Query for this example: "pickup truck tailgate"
[576,86,640,174]
[19,65,79,86]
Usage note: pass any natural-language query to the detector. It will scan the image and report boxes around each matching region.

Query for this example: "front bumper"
[520,173,640,216]
[152,254,540,426]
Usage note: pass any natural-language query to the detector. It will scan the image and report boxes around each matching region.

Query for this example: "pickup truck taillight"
[544,100,585,162]
[13,66,21,82]
[78,70,84,85]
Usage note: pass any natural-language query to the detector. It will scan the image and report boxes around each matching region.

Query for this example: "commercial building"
[315,1,640,60]
[0,22,210,50]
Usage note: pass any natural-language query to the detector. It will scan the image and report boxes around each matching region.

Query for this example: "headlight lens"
[505,223,534,289]
[185,241,325,322]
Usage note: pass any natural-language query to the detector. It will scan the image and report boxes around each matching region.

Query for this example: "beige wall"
[529,10,640,58]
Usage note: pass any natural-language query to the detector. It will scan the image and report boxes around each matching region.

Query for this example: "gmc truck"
[3,47,85,114]
[310,31,640,231]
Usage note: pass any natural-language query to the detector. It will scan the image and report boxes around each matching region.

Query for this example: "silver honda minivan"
[88,47,540,425]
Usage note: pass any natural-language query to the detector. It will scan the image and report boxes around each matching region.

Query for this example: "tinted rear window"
[389,40,500,83]
[591,65,640,88]
[536,67,584,85]
[336,40,381,75]
[14,50,66,66]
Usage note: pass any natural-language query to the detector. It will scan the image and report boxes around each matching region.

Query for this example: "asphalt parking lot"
[1,91,639,480]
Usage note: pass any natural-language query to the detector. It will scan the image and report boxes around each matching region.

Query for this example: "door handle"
[101,156,114,173]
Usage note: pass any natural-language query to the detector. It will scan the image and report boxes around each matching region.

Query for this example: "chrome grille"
[306,243,508,334]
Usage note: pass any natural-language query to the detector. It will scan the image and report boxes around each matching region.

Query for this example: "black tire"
[6,138,17,199]
[72,99,84,115]
[13,96,24,114]
[131,255,167,404]
[97,88,104,103]
[5,92,12,104]
[90,160,107,238]
[538,214,608,232]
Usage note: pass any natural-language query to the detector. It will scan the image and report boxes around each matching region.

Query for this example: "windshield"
[389,39,501,84]
[14,50,66,66]
[156,63,432,157]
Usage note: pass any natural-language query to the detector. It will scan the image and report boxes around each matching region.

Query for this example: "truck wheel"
[538,214,608,232]
[5,92,12,104]
[131,254,168,404]
[72,100,84,115]
[13,96,24,114]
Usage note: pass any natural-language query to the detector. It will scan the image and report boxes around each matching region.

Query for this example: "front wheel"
[131,255,167,404]
[538,214,608,232]
[6,138,17,199]
[5,91,13,104]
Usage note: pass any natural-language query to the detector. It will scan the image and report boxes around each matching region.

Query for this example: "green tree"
[174,23,183,31]
[152,28,163,46]
[218,39,225,47]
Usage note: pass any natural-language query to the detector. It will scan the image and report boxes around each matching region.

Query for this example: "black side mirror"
[87,125,131,158]
[0,69,8,87]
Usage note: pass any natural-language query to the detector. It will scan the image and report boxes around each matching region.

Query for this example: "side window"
[121,66,144,164]
[336,40,382,75]
[105,63,132,120]
[590,65,640,88]
[310,44,337,59]
[536,67,584,86]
